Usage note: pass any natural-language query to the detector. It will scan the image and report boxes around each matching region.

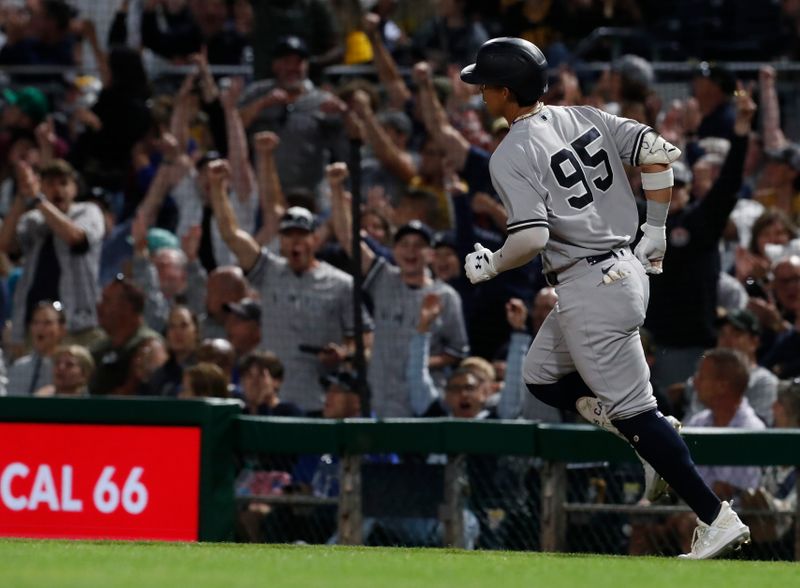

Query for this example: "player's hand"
[464,242,497,284]
[634,223,666,275]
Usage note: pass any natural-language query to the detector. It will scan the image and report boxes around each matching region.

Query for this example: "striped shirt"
[365,258,469,418]
[7,353,52,396]
[11,202,105,343]
[247,249,373,412]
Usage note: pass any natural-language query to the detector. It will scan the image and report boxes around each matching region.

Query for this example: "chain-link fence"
[233,439,798,560]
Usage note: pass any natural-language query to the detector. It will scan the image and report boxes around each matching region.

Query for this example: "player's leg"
[522,307,585,414]
[557,254,748,557]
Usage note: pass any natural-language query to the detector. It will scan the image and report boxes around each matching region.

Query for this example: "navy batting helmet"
[460,37,548,105]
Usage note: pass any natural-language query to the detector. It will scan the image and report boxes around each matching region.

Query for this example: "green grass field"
[1,540,797,588]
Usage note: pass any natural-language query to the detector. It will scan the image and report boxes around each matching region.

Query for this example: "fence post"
[795,471,800,562]
[540,461,567,552]
[441,454,467,548]
[337,454,363,545]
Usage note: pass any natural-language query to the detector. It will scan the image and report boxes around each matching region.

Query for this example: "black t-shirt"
[645,135,747,347]
[25,233,61,325]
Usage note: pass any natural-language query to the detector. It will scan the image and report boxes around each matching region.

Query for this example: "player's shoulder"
[548,104,611,128]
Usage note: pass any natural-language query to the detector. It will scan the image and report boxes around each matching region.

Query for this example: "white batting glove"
[634,223,667,275]
[464,242,497,284]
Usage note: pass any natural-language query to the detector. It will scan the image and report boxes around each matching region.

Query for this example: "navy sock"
[612,409,721,524]
[526,371,595,413]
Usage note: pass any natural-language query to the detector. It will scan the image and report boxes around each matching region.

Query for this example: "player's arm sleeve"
[591,107,654,166]
[493,226,549,274]
[490,154,549,234]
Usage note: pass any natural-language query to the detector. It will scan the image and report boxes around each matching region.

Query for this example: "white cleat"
[575,397,681,501]
[678,501,751,560]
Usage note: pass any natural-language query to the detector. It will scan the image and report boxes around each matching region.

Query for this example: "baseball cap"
[393,220,433,245]
[2,87,49,123]
[694,62,736,96]
[273,36,310,59]
[147,228,180,253]
[611,54,655,87]
[717,309,761,335]
[279,206,316,233]
[320,370,360,394]
[432,231,457,251]
[223,298,262,322]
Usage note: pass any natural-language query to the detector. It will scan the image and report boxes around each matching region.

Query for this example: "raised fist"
[254,131,280,153]
[325,162,349,187]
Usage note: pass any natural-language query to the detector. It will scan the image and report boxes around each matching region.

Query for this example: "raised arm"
[130,211,169,333]
[206,159,260,271]
[413,62,470,172]
[406,293,444,416]
[221,77,256,202]
[170,71,197,157]
[759,66,785,153]
[0,165,28,255]
[496,298,530,420]
[363,13,411,110]
[15,162,87,248]
[137,134,191,225]
[78,18,111,87]
[350,90,416,183]
[34,118,56,166]
[326,162,374,276]
[253,131,286,245]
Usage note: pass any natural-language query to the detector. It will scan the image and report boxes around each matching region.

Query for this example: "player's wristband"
[641,167,674,191]
[645,200,670,228]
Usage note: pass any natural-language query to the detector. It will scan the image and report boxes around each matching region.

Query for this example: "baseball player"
[459,37,750,559]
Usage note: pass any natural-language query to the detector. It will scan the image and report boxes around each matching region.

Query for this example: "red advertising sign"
[0,423,201,541]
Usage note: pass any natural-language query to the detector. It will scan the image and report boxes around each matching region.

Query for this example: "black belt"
[545,250,620,286]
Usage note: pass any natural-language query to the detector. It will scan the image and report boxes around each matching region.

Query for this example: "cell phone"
[298,344,325,354]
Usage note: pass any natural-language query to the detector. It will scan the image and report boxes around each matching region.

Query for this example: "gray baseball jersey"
[490,105,651,272]
[247,250,373,412]
[364,258,470,418]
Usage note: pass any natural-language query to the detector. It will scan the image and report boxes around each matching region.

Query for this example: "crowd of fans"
[0,0,798,553]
